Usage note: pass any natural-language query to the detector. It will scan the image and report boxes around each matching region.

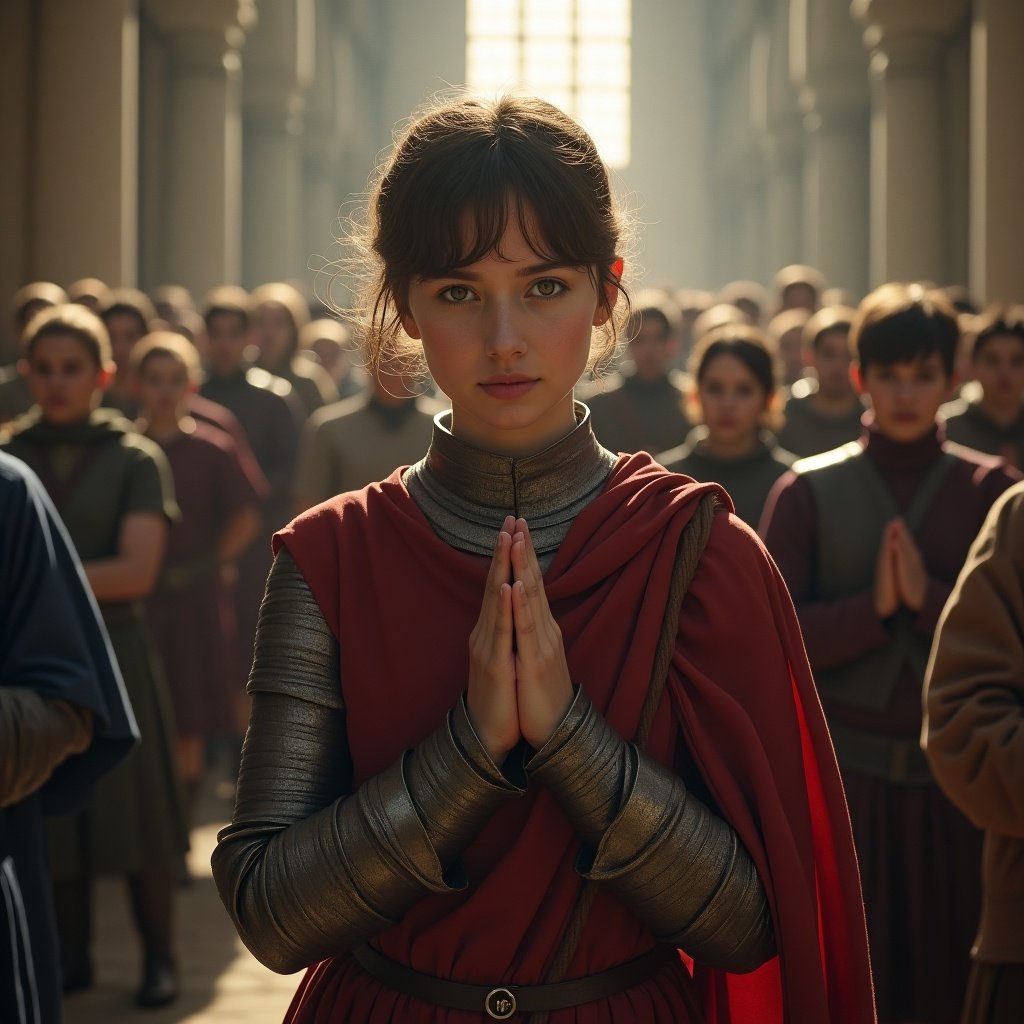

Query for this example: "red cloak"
[274,452,875,1023]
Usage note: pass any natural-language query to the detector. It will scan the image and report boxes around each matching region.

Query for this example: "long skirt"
[844,771,982,1024]
[147,572,238,736]
[48,607,189,876]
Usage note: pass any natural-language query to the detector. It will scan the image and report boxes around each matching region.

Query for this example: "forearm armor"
[212,549,524,975]
[528,688,775,972]
[0,689,92,810]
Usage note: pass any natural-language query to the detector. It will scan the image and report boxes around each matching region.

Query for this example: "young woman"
[212,95,874,1023]
[250,282,340,415]
[0,305,187,1007]
[131,332,264,836]
[659,324,794,528]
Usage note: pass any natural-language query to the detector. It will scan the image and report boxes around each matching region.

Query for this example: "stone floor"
[63,787,298,1024]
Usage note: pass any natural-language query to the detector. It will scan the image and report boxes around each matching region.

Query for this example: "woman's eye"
[530,279,565,298]
[440,285,473,303]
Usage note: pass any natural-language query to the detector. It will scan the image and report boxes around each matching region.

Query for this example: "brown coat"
[925,480,1024,963]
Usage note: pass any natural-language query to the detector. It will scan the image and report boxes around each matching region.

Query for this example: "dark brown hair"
[969,305,1024,360]
[202,285,251,331]
[852,283,959,376]
[351,94,629,375]
[98,288,157,336]
[251,282,311,354]
[773,264,826,309]
[689,323,777,397]
[10,281,68,329]
[21,303,111,366]
[130,330,200,379]
[803,305,856,352]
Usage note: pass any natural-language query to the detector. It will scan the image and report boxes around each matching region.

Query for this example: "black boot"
[127,864,178,1008]
[52,876,93,994]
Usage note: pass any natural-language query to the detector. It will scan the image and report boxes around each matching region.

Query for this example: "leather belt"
[351,942,678,1019]
[828,719,933,785]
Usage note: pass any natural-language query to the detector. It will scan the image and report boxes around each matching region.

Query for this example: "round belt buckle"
[484,986,517,1019]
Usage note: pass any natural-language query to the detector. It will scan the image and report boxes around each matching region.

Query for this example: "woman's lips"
[479,379,538,399]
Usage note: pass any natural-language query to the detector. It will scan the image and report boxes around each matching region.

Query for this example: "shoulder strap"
[848,449,958,533]
[533,491,721,1017]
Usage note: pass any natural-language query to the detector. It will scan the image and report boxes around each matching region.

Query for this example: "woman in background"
[659,324,794,528]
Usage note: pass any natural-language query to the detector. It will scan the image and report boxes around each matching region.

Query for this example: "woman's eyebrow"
[425,261,574,282]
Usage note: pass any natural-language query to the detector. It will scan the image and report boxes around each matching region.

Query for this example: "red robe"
[274,452,875,1023]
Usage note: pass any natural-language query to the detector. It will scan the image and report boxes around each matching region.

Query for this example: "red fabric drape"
[274,452,875,1023]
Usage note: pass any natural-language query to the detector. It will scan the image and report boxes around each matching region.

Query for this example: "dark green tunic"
[1,409,188,874]
[777,384,865,459]
[659,428,795,528]
[941,397,1024,470]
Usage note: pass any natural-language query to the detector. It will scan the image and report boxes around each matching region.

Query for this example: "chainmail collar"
[403,402,617,565]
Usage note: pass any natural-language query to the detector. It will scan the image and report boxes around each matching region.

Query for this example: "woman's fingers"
[478,519,514,634]
[466,517,520,763]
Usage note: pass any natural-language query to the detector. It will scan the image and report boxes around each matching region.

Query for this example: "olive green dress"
[659,427,795,528]
[1,408,188,874]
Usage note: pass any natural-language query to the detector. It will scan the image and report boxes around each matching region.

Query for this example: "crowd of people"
[2,93,1023,1024]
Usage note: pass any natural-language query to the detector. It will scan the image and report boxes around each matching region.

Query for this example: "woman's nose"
[483,301,526,358]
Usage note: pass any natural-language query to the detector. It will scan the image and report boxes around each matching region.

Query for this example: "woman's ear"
[850,363,864,393]
[593,259,625,327]
[399,309,421,340]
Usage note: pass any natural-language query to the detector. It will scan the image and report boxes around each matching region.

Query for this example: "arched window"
[466,0,631,168]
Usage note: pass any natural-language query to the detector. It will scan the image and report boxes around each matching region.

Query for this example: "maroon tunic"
[200,368,303,684]
[760,421,1020,1024]
[274,454,875,1023]
[145,423,262,734]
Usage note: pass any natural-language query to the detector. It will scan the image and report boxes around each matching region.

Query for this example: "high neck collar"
[403,402,617,564]
[683,425,776,465]
[12,406,130,444]
[862,413,944,471]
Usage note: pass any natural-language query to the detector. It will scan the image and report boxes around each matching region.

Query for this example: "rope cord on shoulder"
[529,492,720,1023]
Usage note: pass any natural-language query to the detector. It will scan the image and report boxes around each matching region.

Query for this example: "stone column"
[30,0,139,288]
[761,0,805,289]
[793,0,870,300]
[762,128,804,285]
[243,0,314,289]
[969,0,1024,303]
[800,88,870,300]
[301,0,344,294]
[145,0,255,299]
[0,0,33,331]
[853,0,969,287]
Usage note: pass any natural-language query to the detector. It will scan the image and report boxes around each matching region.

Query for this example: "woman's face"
[253,303,296,369]
[401,210,612,457]
[22,333,107,425]
[135,353,191,423]
[696,353,770,449]
[105,312,146,378]
[972,333,1024,410]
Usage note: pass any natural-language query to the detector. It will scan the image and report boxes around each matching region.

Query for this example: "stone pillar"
[30,0,139,288]
[853,0,969,287]
[761,0,805,289]
[762,126,805,285]
[243,0,314,289]
[800,89,870,300]
[145,0,255,299]
[0,0,33,331]
[706,3,767,286]
[792,0,870,299]
[970,0,1024,303]
[301,0,343,291]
